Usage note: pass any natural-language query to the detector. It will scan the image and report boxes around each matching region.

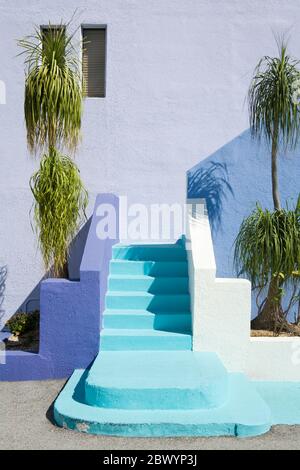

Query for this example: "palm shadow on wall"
[187,161,234,234]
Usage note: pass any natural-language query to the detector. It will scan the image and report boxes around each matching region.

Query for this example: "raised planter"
[187,198,300,382]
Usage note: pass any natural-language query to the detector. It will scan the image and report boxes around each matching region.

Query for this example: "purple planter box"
[0,193,119,381]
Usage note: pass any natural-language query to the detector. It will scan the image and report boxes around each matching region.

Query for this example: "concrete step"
[105,291,190,311]
[112,244,187,262]
[108,275,189,294]
[54,370,271,437]
[85,351,228,409]
[100,329,192,351]
[109,260,189,277]
[102,309,191,331]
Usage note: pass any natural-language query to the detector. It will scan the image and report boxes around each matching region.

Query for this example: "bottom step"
[54,370,271,437]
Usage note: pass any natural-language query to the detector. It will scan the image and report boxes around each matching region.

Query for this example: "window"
[82,27,106,98]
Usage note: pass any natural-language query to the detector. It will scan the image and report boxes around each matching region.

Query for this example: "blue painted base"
[254,382,300,425]
[54,369,271,437]
[85,351,228,409]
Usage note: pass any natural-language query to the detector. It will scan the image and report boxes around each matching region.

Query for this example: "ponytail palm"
[236,39,300,332]
[248,41,300,210]
[234,202,300,332]
[19,23,88,277]
[19,24,82,152]
[31,149,88,277]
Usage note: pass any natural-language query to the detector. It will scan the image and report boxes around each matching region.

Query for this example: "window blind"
[82,28,106,98]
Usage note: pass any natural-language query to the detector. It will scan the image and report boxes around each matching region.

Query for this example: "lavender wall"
[1,1,300,324]
[0,194,119,381]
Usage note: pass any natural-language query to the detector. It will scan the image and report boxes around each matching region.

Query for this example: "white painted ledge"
[186,199,300,381]
[248,337,300,381]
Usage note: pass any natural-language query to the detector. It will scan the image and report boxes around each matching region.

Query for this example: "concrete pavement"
[0,379,299,450]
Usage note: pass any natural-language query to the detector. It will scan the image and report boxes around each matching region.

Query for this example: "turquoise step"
[54,239,273,439]
[108,275,189,294]
[103,310,191,331]
[85,352,228,409]
[109,260,188,277]
[100,329,192,351]
[112,244,187,261]
[105,292,190,311]
[54,370,271,437]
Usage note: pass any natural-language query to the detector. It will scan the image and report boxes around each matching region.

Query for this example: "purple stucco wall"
[3,1,300,324]
[0,193,119,381]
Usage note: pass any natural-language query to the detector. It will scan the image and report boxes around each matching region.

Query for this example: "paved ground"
[0,379,299,450]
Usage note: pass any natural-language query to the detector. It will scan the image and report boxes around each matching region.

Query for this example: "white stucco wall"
[188,200,300,381]
[1,0,300,323]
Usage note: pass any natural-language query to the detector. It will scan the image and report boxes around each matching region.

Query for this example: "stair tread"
[54,370,271,437]
[109,275,188,280]
[103,310,192,333]
[86,351,226,389]
[101,329,191,337]
[109,260,188,277]
[113,243,185,249]
[111,259,188,262]
[112,244,187,261]
[103,309,191,316]
[106,291,189,297]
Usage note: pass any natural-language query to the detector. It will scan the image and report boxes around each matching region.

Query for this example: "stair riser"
[54,370,272,438]
[85,386,223,410]
[110,261,188,277]
[55,409,270,437]
[100,335,192,351]
[113,246,187,262]
[106,294,190,311]
[103,313,191,331]
[108,277,189,294]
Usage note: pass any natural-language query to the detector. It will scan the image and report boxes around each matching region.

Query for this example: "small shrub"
[6,310,39,337]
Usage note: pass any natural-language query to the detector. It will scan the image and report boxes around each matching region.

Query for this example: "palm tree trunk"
[252,129,284,332]
[52,258,69,279]
[252,276,299,333]
[59,260,69,279]
[251,276,281,330]
[271,133,281,211]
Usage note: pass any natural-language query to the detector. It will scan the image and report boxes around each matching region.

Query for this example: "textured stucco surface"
[1,0,300,323]
[187,200,300,381]
[187,130,300,321]
[0,194,119,381]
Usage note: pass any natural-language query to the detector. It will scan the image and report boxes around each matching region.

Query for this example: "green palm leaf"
[30,149,88,277]
[19,23,83,153]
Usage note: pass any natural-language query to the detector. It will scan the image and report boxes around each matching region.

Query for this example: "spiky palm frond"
[30,149,88,277]
[19,23,83,153]
[248,41,300,148]
[234,201,300,289]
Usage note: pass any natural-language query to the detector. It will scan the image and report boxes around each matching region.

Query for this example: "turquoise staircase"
[54,241,271,437]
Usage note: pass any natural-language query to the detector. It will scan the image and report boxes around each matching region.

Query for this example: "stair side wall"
[187,199,300,381]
